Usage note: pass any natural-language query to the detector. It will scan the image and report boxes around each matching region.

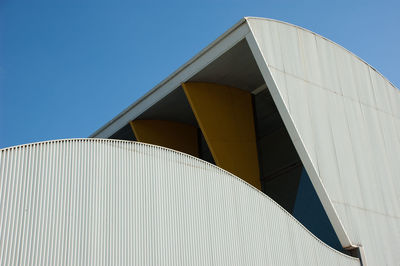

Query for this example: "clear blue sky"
[1,0,399,148]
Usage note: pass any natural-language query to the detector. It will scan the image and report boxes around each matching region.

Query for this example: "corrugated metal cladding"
[247,18,400,265]
[0,139,359,265]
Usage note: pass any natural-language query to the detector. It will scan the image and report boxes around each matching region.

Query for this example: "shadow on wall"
[292,169,343,251]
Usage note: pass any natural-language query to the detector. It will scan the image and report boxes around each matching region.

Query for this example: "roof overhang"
[91,18,254,138]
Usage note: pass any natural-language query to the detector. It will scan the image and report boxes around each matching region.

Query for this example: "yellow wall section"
[130,120,199,157]
[182,82,261,189]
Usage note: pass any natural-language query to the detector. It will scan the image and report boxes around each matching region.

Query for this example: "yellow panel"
[182,82,261,189]
[130,120,198,157]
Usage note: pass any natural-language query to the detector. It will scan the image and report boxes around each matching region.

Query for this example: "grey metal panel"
[387,81,400,117]
[247,17,400,265]
[276,22,305,79]
[369,67,393,115]
[350,55,375,107]
[334,43,360,101]
[0,139,359,265]
[315,36,342,94]
[297,29,323,88]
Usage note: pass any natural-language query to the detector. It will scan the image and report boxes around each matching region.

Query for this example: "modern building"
[1,17,399,265]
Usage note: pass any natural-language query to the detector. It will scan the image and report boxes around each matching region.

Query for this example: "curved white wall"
[247,17,400,265]
[0,139,359,265]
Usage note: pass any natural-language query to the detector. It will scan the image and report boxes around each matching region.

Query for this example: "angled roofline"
[90,18,249,138]
[91,16,398,138]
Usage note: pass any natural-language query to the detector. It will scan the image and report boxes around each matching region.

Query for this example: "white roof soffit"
[90,18,250,138]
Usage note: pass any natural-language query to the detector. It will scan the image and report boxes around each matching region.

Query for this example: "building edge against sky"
[1,17,399,265]
[90,17,400,265]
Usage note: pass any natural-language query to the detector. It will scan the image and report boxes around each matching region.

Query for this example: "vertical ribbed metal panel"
[247,17,400,265]
[0,139,359,265]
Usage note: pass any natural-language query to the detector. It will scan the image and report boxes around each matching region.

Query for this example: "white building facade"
[1,18,399,265]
